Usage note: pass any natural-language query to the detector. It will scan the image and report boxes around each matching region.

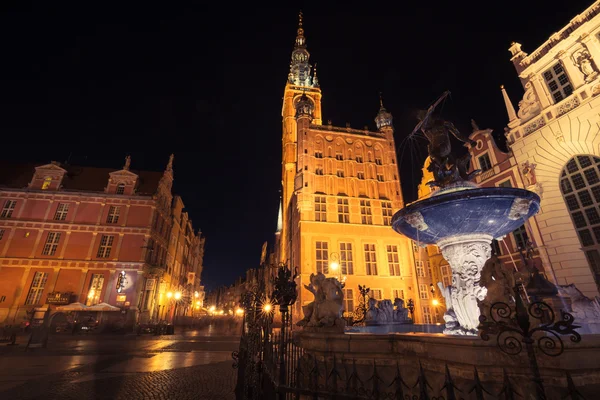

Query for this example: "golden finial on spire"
[379,91,384,107]
[298,10,303,28]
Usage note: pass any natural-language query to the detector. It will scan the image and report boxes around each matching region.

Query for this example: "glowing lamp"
[330,261,339,271]
[166,292,173,299]
[174,292,182,300]
[235,308,244,315]
[432,299,439,306]
[263,303,272,313]
[209,305,216,312]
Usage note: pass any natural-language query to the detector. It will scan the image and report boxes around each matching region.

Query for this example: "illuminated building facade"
[279,14,422,321]
[416,1,600,303]
[0,155,205,327]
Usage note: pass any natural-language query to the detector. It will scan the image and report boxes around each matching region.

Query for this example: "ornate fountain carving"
[365,297,412,325]
[297,272,345,330]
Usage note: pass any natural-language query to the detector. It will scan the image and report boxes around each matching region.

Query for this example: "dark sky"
[0,0,593,290]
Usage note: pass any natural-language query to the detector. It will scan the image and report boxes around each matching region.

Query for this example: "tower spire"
[500,85,518,122]
[288,11,315,87]
[375,92,393,131]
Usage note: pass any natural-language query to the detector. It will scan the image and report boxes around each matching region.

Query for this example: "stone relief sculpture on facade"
[365,297,412,325]
[572,48,599,82]
[521,160,543,198]
[296,272,345,330]
[439,239,490,335]
[517,81,541,122]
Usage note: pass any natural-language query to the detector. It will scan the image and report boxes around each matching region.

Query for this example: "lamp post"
[329,252,346,287]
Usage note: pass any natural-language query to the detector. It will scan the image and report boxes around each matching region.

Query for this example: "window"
[0,229,4,240]
[315,150,323,159]
[440,264,452,287]
[97,235,115,258]
[560,156,600,289]
[54,203,69,221]
[25,272,48,305]
[86,274,105,306]
[375,157,383,166]
[491,239,502,256]
[116,183,125,195]
[107,206,120,224]
[356,155,363,163]
[343,288,354,312]
[422,306,433,323]
[1,200,16,218]
[42,176,52,190]
[419,284,429,300]
[337,198,349,223]
[512,225,529,250]
[335,152,343,161]
[478,154,492,172]
[357,172,365,180]
[339,242,354,274]
[498,180,512,188]
[387,245,401,276]
[41,232,61,256]
[377,173,384,182]
[369,289,383,300]
[543,62,574,103]
[382,201,393,225]
[315,196,326,222]
[315,167,324,175]
[364,243,378,275]
[316,241,329,274]
[392,289,404,301]
[360,200,373,224]
[412,241,419,252]
[337,169,344,178]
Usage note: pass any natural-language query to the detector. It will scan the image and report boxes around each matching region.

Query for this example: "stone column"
[437,234,492,335]
[557,50,585,90]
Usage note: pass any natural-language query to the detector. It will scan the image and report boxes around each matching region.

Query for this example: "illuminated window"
[42,232,61,256]
[335,152,343,161]
[116,183,125,195]
[97,235,115,258]
[315,196,326,222]
[512,225,529,250]
[382,201,393,225]
[364,243,377,275]
[86,273,105,306]
[478,154,492,172]
[416,260,425,277]
[357,171,365,179]
[375,157,382,166]
[25,271,48,305]
[422,306,432,323]
[315,241,329,274]
[314,150,323,159]
[412,241,419,252]
[54,203,69,221]
[392,289,404,301]
[427,260,433,279]
[315,167,324,175]
[340,242,354,275]
[498,180,512,188]
[356,155,363,163]
[543,62,573,103]
[440,264,452,287]
[369,289,382,300]
[337,198,349,223]
[343,288,354,312]
[1,200,16,218]
[337,169,344,178]
[360,200,372,224]
[0,229,4,240]
[42,176,52,190]
[107,206,121,224]
[377,173,384,182]
[387,245,401,276]
[419,284,429,300]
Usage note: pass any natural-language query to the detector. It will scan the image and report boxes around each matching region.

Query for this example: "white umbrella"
[86,302,120,312]
[55,302,88,311]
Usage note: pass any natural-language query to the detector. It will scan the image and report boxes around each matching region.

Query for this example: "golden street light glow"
[209,305,216,312]
[432,299,439,306]
[330,261,339,271]
[235,308,244,315]
[166,291,173,299]
[219,310,224,315]
[194,291,199,298]
[196,301,201,306]
[263,303,272,313]
[174,292,182,300]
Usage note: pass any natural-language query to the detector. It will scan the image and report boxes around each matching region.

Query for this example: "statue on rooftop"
[412,91,480,188]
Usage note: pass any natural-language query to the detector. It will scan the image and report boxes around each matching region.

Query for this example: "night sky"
[0,1,593,290]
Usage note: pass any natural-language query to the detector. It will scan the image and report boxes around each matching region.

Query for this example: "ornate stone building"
[279,14,421,321]
[0,155,205,327]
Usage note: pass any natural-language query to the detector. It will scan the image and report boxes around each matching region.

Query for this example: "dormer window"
[116,183,125,195]
[543,63,573,103]
[42,177,52,190]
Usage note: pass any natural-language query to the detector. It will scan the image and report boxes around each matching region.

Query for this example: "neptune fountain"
[392,92,541,335]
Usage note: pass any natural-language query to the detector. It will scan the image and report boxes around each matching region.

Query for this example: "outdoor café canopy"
[55,302,88,311]
[86,302,120,312]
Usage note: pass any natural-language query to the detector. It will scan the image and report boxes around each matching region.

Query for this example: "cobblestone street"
[0,326,239,400]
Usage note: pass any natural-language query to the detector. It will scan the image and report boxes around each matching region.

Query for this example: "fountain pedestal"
[438,234,492,335]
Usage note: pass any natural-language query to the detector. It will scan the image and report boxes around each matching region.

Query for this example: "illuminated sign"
[116,271,127,293]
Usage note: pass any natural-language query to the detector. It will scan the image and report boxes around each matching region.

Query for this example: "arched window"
[116,183,125,195]
[560,155,600,287]
[42,176,52,190]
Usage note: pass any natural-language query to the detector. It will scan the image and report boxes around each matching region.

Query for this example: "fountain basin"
[391,187,541,244]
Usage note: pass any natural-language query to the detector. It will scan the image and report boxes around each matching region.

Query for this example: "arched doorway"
[559,155,600,290]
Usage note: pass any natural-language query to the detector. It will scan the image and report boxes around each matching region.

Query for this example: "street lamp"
[329,252,345,287]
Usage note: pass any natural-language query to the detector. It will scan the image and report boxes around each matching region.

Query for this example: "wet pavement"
[0,325,240,399]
